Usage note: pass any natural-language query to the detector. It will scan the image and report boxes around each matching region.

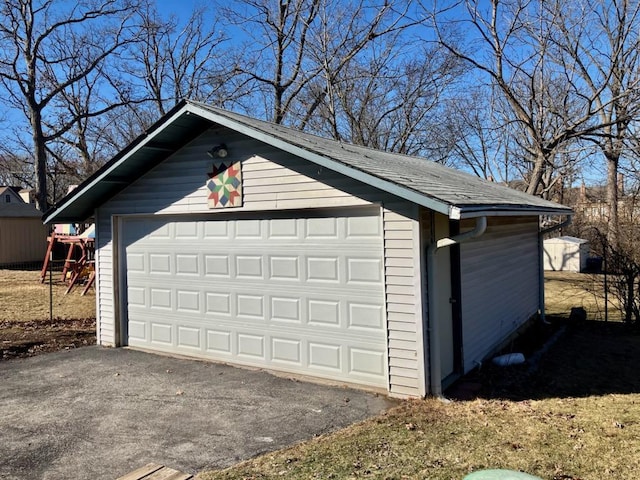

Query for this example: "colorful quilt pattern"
[207,160,243,208]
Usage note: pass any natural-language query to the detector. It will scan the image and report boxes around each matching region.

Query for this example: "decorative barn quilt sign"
[207,160,243,208]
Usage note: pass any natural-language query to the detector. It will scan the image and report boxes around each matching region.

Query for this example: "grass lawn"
[2,269,638,478]
[0,269,96,322]
[0,269,96,359]
[198,273,640,480]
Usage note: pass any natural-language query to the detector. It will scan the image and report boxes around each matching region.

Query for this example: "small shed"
[543,236,589,272]
[42,100,573,398]
[0,190,48,266]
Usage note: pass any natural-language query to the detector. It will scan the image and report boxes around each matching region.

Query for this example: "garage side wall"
[95,127,426,397]
[459,216,539,372]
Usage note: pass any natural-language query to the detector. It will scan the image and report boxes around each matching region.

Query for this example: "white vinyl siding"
[95,127,425,396]
[383,203,424,398]
[459,217,540,371]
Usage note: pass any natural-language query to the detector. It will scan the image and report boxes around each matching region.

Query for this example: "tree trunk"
[525,151,546,196]
[606,153,619,248]
[31,110,48,212]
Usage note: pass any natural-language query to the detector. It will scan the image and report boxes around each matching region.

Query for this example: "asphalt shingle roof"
[44,100,571,224]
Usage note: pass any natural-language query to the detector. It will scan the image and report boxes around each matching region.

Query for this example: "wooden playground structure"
[40,224,95,295]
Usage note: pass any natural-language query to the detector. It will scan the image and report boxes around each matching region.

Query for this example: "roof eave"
[43,101,194,225]
[450,205,574,220]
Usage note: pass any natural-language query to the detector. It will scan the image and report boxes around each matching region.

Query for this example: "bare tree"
[440,87,507,179]
[304,38,464,157]
[126,3,237,118]
[0,152,33,188]
[219,0,322,124]
[550,0,640,246]
[428,0,609,199]
[220,0,418,125]
[0,0,140,210]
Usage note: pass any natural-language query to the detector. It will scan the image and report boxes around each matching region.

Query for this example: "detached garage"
[44,100,572,398]
[0,189,48,266]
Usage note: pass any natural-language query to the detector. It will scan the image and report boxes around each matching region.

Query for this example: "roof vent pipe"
[426,216,487,398]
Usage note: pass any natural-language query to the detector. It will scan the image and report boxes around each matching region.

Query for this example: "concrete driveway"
[0,347,395,480]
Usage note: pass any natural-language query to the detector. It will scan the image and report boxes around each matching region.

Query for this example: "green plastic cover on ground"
[464,469,542,480]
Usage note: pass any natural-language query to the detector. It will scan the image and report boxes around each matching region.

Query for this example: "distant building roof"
[0,202,42,218]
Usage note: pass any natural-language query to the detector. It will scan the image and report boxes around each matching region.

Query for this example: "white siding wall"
[95,127,425,397]
[459,217,540,371]
[383,203,425,398]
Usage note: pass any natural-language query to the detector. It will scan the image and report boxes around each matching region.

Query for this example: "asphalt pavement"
[0,346,395,479]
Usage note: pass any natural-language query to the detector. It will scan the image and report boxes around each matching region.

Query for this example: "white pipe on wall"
[426,216,487,397]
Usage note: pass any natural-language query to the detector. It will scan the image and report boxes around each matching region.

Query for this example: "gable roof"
[0,202,42,218]
[0,186,24,203]
[43,99,572,224]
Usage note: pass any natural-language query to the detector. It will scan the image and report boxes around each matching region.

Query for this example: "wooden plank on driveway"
[116,463,163,480]
[116,463,192,480]
[145,466,192,480]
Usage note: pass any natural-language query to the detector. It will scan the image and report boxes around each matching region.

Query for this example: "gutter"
[427,216,487,397]
[538,216,573,323]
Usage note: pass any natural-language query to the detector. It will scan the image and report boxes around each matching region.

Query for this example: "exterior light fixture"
[207,144,228,158]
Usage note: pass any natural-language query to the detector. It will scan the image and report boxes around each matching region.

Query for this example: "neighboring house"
[0,187,48,266]
[1,186,23,204]
[43,101,572,398]
[569,180,640,226]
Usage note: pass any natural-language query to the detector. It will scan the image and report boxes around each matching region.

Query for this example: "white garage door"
[122,209,387,388]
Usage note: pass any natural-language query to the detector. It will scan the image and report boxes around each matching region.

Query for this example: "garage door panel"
[128,285,384,334]
[204,254,230,277]
[176,254,199,275]
[306,217,338,238]
[268,218,299,238]
[124,210,387,388]
[235,219,262,238]
[176,289,200,312]
[236,294,265,319]
[347,257,383,283]
[128,320,146,341]
[348,302,384,330]
[150,287,172,309]
[271,337,302,364]
[269,256,299,280]
[206,292,231,315]
[206,329,232,354]
[271,296,301,323]
[237,333,265,359]
[309,342,341,371]
[346,215,382,237]
[235,255,264,279]
[350,348,386,376]
[177,326,201,349]
[149,254,171,274]
[127,253,145,272]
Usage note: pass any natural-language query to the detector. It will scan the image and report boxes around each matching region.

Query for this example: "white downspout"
[427,216,487,397]
[538,216,573,323]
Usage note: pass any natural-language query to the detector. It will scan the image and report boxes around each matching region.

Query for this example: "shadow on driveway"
[0,347,395,479]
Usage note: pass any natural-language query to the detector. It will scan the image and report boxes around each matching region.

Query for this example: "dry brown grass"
[545,270,622,321]
[198,392,640,480]
[0,269,96,321]
[198,273,640,480]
